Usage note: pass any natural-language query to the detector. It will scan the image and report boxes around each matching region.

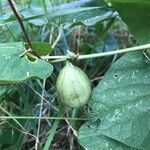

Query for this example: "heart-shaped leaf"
[78,51,150,149]
[78,121,132,150]
[0,42,53,84]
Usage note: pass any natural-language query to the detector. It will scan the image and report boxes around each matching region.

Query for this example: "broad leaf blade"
[1,0,116,28]
[78,121,132,150]
[89,51,150,149]
[110,0,150,43]
[0,42,53,83]
[0,13,16,26]
[46,0,115,27]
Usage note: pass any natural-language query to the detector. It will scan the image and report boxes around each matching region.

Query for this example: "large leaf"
[110,0,150,43]
[78,51,150,149]
[78,121,132,150]
[24,0,115,27]
[0,42,53,83]
[1,0,116,28]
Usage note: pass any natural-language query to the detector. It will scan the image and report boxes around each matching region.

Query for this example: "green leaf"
[0,1,117,28]
[85,51,150,149]
[1,0,116,28]
[110,0,150,43]
[31,41,53,56]
[0,13,16,26]
[0,42,53,84]
[56,0,115,28]
[78,121,132,150]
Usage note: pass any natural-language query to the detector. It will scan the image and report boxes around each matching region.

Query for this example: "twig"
[35,79,46,150]
[25,83,59,111]
[19,48,32,57]
[6,120,38,141]
[65,119,77,137]
[7,0,40,58]
[0,105,26,131]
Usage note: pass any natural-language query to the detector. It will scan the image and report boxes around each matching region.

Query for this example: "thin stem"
[25,83,59,111]
[65,119,77,137]
[78,43,150,60]
[52,25,62,49]
[6,121,38,141]
[7,0,32,48]
[35,79,46,150]
[42,43,150,61]
[42,55,70,60]
[0,105,26,131]
[0,106,38,141]
[49,58,68,63]
[0,116,88,120]
[7,0,40,58]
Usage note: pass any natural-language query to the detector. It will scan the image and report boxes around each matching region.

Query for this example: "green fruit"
[56,61,91,108]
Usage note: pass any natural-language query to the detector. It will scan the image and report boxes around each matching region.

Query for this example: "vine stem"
[42,43,150,61]
[7,0,31,47]
[0,116,87,120]
[7,0,40,58]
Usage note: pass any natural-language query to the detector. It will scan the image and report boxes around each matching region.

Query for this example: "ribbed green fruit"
[56,61,91,108]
